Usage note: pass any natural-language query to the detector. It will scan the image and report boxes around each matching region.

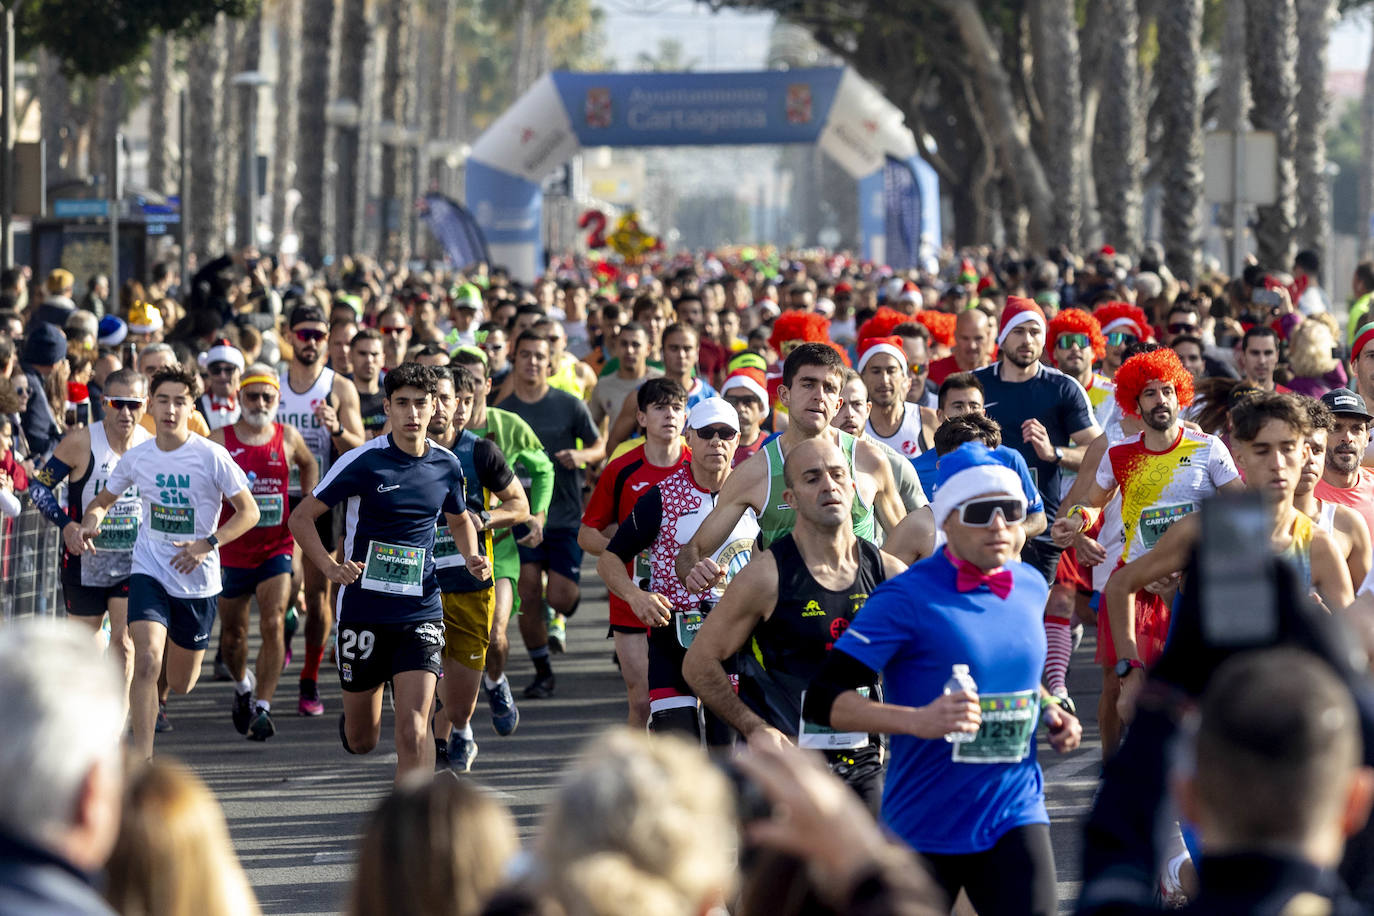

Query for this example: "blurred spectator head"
[0,620,124,870]
[348,773,517,916]
[105,760,259,916]
[45,268,74,298]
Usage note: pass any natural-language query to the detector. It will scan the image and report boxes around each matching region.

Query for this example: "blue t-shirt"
[914,445,1044,515]
[833,551,1050,854]
[971,362,1094,522]
[314,434,466,625]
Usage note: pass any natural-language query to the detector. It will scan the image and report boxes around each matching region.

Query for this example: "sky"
[598,0,775,71]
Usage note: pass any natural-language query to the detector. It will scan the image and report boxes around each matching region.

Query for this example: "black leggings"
[917,823,1057,916]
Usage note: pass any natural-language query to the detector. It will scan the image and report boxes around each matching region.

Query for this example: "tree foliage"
[16,0,256,79]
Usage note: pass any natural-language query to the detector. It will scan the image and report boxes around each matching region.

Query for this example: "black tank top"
[357,390,387,436]
[739,533,888,734]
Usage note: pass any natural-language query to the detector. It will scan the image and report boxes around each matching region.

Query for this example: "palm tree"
[1032,0,1082,250]
[1361,35,1374,259]
[1245,0,1298,268]
[146,35,175,195]
[1093,0,1142,254]
[295,0,336,268]
[37,49,71,184]
[379,0,416,261]
[235,8,263,249]
[187,17,228,262]
[335,0,369,257]
[1294,0,1336,256]
[1155,0,1203,284]
[271,0,301,250]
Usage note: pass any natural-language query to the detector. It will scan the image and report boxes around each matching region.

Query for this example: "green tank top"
[756,430,876,549]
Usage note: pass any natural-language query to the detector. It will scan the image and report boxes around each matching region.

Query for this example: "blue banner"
[883,156,922,270]
[551,68,844,148]
[420,193,490,268]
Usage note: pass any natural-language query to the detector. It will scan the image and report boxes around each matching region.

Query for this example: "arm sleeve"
[1062,377,1097,436]
[574,399,602,444]
[104,451,137,500]
[604,489,663,563]
[214,448,250,498]
[28,455,73,528]
[802,649,882,728]
[474,438,516,494]
[832,583,912,674]
[893,453,927,509]
[314,452,365,507]
[515,448,555,515]
[581,459,619,529]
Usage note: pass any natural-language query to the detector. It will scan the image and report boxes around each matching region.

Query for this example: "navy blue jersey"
[313,434,466,624]
[971,362,1094,521]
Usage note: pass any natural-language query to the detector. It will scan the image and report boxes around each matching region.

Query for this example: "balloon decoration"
[606,209,662,262]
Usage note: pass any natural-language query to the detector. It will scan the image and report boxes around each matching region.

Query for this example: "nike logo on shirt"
[377,484,400,492]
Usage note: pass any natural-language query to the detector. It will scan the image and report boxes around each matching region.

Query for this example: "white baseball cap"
[687,397,740,432]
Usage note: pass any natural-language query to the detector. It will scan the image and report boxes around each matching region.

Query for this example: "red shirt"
[1315,468,1374,543]
[733,431,766,467]
[220,424,294,566]
[582,442,690,629]
[927,354,962,386]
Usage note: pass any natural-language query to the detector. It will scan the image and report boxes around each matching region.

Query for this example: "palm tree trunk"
[295,0,336,268]
[1032,0,1082,249]
[270,0,301,250]
[1294,0,1336,256]
[217,18,243,249]
[335,0,368,257]
[379,0,415,262]
[147,35,174,194]
[235,8,263,249]
[37,49,70,183]
[1246,0,1299,268]
[187,18,228,262]
[1093,0,1143,254]
[1361,38,1374,259]
[1155,0,1203,284]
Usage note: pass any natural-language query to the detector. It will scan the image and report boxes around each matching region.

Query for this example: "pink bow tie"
[947,549,1013,599]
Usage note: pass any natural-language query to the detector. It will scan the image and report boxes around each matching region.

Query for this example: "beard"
[242,407,274,429]
[1331,447,1360,472]
[1004,346,1041,369]
[1143,405,1177,432]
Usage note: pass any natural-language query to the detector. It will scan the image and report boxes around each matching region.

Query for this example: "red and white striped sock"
[1044,615,1073,695]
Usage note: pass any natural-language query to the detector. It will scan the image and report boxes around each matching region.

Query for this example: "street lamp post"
[232,70,274,250]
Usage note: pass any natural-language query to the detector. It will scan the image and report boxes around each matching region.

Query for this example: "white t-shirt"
[105,434,250,598]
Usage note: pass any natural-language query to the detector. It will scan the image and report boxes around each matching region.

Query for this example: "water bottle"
[943,664,979,744]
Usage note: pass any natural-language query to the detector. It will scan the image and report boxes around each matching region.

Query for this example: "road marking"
[312,851,354,864]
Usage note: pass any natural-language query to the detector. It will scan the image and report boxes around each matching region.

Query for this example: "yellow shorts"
[441,588,496,670]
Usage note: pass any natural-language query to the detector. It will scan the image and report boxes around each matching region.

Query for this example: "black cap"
[288,303,326,328]
[1320,388,1374,422]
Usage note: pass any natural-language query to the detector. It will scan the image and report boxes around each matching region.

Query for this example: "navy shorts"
[127,574,219,651]
[336,620,444,693]
[61,554,129,617]
[517,527,583,583]
[221,554,293,599]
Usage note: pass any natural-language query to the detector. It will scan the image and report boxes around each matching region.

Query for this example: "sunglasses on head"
[1168,323,1198,334]
[957,496,1027,527]
[1055,333,1090,350]
[694,425,738,440]
[105,397,145,413]
[294,329,327,343]
[1106,331,1138,346]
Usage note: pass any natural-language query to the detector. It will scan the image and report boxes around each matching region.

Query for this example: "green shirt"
[756,430,876,549]
[470,408,554,516]
[1350,292,1373,347]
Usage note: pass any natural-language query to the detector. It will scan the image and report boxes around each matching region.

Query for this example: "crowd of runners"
[5,243,1374,913]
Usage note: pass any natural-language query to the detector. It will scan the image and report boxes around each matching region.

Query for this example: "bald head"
[954,308,992,367]
[782,436,844,489]
[783,437,854,528]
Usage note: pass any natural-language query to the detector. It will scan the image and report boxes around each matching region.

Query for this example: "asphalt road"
[153,573,1106,916]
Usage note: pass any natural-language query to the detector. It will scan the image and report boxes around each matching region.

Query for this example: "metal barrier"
[0,500,65,620]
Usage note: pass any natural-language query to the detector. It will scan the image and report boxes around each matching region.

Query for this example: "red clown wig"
[856,307,906,344]
[1093,302,1151,341]
[1045,308,1106,366]
[769,311,831,354]
[1113,347,1195,417]
[913,310,957,348]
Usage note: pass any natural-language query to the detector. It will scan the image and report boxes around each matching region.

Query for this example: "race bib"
[675,609,705,649]
[952,690,1039,764]
[149,503,195,544]
[360,540,425,596]
[254,493,284,528]
[1139,503,1194,550]
[433,525,463,568]
[798,686,870,750]
[93,501,140,551]
[634,550,651,586]
[289,455,325,494]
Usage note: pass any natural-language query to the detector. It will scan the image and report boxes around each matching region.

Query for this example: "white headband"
[856,342,908,374]
[1102,317,1141,336]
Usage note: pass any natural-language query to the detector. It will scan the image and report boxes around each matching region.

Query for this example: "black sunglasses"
[694,426,738,440]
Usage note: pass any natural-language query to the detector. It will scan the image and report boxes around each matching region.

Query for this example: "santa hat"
[1354,323,1374,362]
[856,336,908,374]
[200,339,246,371]
[127,300,163,334]
[931,442,1026,530]
[1093,302,1151,340]
[97,315,127,347]
[720,367,768,405]
[996,296,1046,346]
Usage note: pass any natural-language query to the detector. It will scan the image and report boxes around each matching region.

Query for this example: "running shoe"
[434,738,451,771]
[232,670,257,734]
[447,732,478,773]
[247,707,276,741]
[547,615,567,655]
[523,671,556,699]
[298,678,324,717]
[156,702,173,733]
[485,679,520,736]
[213,650,232,682]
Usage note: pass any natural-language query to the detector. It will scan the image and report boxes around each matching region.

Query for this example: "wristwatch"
[1052,446,1065,464]
[1114,658,1144,678]
[205,532,219,549]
